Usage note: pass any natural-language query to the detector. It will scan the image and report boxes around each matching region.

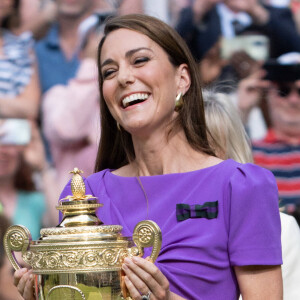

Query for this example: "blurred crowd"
[0,0,300,299]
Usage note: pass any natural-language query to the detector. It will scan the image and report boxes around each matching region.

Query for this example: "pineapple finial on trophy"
[57,167,103,227]
[69,167,85,200]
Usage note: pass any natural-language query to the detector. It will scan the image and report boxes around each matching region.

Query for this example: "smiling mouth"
[122,93,149,108]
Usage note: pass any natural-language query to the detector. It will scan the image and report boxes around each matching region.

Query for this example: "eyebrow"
[101,47,153,68]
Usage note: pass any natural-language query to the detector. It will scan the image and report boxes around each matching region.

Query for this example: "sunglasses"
[276,85,300,97]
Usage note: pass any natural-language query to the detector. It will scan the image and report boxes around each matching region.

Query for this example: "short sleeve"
[227,163,282,266]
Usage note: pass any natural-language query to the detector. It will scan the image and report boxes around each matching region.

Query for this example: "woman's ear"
[176,64,191,95]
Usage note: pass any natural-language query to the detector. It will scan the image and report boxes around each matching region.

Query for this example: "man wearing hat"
[239,53,300,224]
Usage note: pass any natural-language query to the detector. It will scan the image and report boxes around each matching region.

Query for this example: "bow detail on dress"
[176,201,218,221]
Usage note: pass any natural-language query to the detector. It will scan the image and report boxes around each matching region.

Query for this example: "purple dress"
[60,159,282,300]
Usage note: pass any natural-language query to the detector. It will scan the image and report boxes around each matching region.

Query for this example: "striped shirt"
[0,30,34,97]
[252,130,300,208]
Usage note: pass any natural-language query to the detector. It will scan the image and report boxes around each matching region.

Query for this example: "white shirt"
[217,3,252,38]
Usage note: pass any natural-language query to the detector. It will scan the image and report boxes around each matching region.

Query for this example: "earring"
[175,92,183,112]
[117,122,121,131]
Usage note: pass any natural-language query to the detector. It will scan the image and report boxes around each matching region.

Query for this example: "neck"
[272,128,300,145]
[57,13,90,58]
[131,128,209,176]
[58,14,86,35]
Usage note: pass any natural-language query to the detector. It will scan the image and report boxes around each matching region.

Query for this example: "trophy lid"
[36,168,125,242]
[56,168,104,228]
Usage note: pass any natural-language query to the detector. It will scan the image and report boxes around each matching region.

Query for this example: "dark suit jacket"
[176,5,300,60]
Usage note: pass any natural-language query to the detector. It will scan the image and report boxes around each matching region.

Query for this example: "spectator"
[34,0,95,94]
[237,52,300,224]
[203,90,253,163]
[35,0,141,160]
[176,0,222,62]
[176,0,300,61]
[0,119,58,237]
[35,0,143,94]
[0,0,40,120]
[203,89,300,299]
[42,26,102,190]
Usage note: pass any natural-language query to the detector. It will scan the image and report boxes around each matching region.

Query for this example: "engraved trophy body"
[3,168,162,300]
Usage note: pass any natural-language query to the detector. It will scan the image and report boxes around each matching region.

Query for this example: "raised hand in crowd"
[225,0,270,24]
[237,69,270,123]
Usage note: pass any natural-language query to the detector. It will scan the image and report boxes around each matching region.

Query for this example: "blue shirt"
[34,24,80,94]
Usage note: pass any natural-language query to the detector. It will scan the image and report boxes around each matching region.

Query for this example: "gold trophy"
[3,168,162,300]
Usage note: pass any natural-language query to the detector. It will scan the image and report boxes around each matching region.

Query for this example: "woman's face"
[0,0,14,23]
[268,81,300,137]
[100,28,189,136]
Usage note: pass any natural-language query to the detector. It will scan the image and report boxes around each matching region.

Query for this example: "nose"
[287,88,300,105]
[117,65,135,87]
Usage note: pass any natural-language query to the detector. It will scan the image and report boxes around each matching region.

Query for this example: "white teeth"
[122,93,149,108]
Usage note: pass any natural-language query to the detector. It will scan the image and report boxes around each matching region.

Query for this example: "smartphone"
[221,35,269,61]
[0,119,31,145]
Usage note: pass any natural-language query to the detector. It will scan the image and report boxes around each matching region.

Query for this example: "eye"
[102,69,116,79]
[134,57,150,65]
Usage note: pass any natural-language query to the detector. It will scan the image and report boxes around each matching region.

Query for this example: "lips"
[121,93,149,108]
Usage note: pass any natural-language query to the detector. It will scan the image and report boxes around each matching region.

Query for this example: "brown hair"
[1,0,20,30]
[95,14,214,172]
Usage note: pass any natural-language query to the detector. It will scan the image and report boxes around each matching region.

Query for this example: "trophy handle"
[122,221,162,299]
[131,220,162,263]
[3,225,32,271]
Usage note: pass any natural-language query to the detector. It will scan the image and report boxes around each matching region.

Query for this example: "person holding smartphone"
[176,0,300,61]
